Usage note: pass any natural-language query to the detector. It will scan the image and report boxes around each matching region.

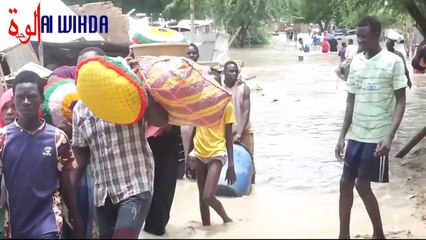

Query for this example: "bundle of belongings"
[42,76,79,128]
[76,56,149,125]
[132,26,188,44]
[76,26,231,127]
[136,56,231,127]
[76,55,231,127]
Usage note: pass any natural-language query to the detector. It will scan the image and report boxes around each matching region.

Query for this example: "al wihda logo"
[7,2,108,45]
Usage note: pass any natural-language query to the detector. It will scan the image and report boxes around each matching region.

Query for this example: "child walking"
[187,102,237,226]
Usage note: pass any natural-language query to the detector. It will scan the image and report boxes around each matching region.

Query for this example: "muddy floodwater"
[140,34,426,239]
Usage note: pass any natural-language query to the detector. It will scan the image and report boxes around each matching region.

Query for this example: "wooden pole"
[190,0,195,43]
[228,26,242,47]
[395,127,426,158]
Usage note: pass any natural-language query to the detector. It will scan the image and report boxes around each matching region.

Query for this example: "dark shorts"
[343,139,389,183]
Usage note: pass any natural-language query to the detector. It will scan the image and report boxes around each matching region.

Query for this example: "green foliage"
[63,0,172,16]
[160,0,288,47]
[65,0,425,46]
[290,0,334,24]
[162,0,215,20]
[247,25,271,46]
[330,0,407,28]
[330,0,425,40]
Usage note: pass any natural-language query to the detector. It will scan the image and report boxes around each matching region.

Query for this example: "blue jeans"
[96,192,152,239]
[78,169,95,237]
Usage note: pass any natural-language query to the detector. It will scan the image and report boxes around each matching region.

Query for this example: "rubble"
[69,1,130,42]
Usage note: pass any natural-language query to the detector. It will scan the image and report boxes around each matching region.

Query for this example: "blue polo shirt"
[0,120,77,238]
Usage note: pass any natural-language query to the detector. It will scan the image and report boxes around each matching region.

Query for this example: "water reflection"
[230,35,426,192]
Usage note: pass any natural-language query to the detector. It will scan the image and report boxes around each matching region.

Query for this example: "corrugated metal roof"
[3,44,40,73]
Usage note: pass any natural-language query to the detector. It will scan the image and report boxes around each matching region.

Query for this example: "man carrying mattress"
[72,47,169,239]
[223,61,256,184]
[143,125,183,236]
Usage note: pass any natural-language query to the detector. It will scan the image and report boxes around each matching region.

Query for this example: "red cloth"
[322,38,330,53]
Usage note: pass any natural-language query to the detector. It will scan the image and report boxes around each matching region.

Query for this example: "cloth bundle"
[76,56,148,125]
[136,56,231,128]
[132,27,187,44]
[42,78,79,128]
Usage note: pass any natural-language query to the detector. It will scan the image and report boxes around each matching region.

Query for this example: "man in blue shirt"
[0,71,82,239]
[338,42,347,62]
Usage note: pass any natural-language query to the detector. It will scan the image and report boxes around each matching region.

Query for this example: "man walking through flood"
[72,48,169,239]
[345,39,358,60]
[223,61,256,184]
[335,16,407,239]
[143,124,182,236]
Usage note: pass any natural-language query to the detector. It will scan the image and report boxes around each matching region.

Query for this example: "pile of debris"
[69,1,130,42]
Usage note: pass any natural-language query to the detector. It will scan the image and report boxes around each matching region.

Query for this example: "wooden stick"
[228,26,242,47]
[395,126,426,158]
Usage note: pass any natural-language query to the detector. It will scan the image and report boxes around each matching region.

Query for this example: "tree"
[64,0,425,49]
[64,0,173,17]
[161,0,289,47]
[331,0,425,56]
[330,0,425,36]
[289,0,334,31]
[162,0,214,20]
[403,0,426,38]
[214,0,286,47]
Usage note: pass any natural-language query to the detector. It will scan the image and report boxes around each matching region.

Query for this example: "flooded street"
[141,34,426,239]
[233,35,426,192]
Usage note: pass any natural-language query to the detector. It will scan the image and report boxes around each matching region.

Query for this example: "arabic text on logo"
[8,2,108,45]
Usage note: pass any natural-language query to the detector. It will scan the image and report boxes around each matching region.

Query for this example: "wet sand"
[140,179,426,239]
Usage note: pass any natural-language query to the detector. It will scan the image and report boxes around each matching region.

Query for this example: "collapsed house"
[0,0,132,93]
[69,1,130,42]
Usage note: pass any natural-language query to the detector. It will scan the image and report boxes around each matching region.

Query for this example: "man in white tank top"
[223,61,256,184]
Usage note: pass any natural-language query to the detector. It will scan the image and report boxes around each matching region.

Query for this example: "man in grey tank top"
[223,61,256,184]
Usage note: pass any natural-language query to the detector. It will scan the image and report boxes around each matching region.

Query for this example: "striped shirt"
[346,49,407,143]
[71,100,154,207]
